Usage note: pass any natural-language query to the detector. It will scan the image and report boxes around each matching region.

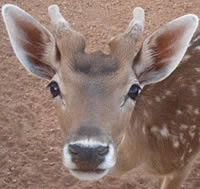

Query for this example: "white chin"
[69,169,109,181]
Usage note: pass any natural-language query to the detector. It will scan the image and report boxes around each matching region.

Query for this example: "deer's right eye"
[47,81,60,98]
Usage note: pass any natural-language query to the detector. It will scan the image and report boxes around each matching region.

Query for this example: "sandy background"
[0,0,200,188]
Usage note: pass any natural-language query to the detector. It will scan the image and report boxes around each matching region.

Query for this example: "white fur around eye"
[120,97,136,113]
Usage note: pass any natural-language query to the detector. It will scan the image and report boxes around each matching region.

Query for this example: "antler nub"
[127,7,145,39]
[48,4,71,34]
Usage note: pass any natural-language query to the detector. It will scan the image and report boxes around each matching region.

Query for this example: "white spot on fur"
[188,125,197,139]
[142,126,146,135]
[194,108,199,115]
[191,86,197,96]
[160,126,169,137]
[151,126,159,133]
[144,110,149,118]
[179,133,186,144]
[194,46,200,51]
[189,130,195,138]
[165,90,172,96]
[182,54,191,62]
[176,109,183,115]
[180,124,188,130]
[180,153,185,161]
[196,80,200,84]
[173,140,180,148]
[147,100,152,105]
[188,148,192,153]
[195,68,200,72]
[191,125,197,129]
[155,96,161,102]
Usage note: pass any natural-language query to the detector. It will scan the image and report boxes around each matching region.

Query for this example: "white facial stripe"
[69,138,108,148]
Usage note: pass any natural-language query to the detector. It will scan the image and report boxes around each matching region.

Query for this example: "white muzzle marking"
[63,139,116,180]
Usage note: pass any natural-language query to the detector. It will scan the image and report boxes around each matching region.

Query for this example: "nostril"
[68,144,79,155]
[97,146,109,156]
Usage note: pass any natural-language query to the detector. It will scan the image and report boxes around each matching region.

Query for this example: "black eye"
[47,81,60,98]
[128,84,141,100]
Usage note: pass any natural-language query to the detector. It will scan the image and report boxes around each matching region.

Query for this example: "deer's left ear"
[133,14,199,86]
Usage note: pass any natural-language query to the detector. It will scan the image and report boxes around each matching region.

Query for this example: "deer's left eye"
[47,81,60,98]
[128,84,141,100]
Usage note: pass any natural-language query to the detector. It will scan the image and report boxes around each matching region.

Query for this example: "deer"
[2,3,200,189]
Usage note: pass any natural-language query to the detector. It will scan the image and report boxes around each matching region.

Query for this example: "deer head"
[2,4,198,181]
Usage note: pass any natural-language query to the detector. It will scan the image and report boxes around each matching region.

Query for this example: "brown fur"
[114,31,200,188]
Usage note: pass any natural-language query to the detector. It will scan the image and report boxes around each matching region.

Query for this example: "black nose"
[68,144,109,170]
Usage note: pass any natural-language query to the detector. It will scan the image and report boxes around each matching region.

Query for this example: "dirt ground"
[1,0,200,188]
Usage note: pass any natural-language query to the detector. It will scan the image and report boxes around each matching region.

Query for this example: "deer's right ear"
[2,4,57,80]
[133,14,199,86]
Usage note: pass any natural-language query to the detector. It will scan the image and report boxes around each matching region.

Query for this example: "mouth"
[69,168,109,181]
[72,168,105,173]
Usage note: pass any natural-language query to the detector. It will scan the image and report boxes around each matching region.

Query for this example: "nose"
[68,144,109,171]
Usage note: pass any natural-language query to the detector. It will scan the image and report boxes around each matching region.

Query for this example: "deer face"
[51,50,138,180]
[2,4,198,181]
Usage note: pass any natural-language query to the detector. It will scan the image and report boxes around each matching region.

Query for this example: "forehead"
[58,50,135,96]
[71,51,119,76]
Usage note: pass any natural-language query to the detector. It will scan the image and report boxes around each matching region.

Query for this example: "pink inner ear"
[17,19,55,79]
[2,4,57,80]
[7,11,55,79]
[134,15,199,86]
[15,17,51,57]
[147,24,187,71]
